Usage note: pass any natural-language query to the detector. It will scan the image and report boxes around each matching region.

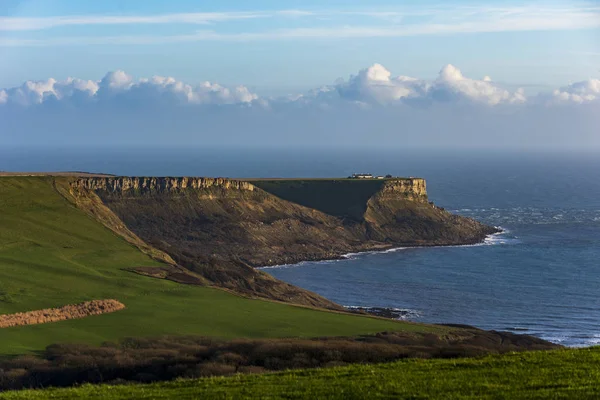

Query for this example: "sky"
[1,0,599,150]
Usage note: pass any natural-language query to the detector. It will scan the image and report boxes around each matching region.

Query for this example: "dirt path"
[0,300,125,328]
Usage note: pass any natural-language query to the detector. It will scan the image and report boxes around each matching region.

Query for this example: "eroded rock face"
[71,177,255,194]
[377,178,427,201]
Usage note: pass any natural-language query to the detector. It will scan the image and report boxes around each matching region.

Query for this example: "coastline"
[258,227,506,270]
[259,228,507,321]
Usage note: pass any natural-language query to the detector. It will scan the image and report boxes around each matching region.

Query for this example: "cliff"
[62,176,497,309]
[377,178,427,201]
[364,184,493,245]
[71,177,255,193]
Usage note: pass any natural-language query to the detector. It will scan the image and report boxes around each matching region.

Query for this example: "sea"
[2,147,599,347]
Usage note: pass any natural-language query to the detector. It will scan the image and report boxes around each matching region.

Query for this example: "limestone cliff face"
[71,177,255,194]
[375,179,427,202]
[364,177,496,245]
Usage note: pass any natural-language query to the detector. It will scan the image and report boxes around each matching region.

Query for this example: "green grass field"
[3,347,598,399]
[252,179,386,220]
[0,177,421,355]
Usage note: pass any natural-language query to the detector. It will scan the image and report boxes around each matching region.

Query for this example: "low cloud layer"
[0,64,598,150]
[0,63,595,108]
[0,70,258,107]
[328,63,525,106]
[551,79,600,104]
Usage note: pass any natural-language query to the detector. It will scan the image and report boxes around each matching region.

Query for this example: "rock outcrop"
[71,177,255,194]
[377,178,427,201]
[364,178,494,245]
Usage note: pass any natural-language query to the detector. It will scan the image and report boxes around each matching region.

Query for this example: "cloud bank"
[328,63,526,106]
[1,63,593,108]
[0,70,258,107]
[0,64,598,150]
[551,79,600,104]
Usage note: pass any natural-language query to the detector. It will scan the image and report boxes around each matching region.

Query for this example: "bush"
[194,363,236,377]
[0,328,556,391]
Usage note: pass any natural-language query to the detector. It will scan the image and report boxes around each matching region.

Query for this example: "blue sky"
[1,1,599,151]
[1,0,599,95]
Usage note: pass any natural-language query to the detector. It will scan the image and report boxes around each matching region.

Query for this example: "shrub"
[0,328,557,390]
[194,363,236,377]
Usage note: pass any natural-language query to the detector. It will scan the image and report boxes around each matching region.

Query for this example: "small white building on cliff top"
[351,173,373,179]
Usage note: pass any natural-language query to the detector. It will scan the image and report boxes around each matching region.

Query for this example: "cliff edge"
[62,176,497,309]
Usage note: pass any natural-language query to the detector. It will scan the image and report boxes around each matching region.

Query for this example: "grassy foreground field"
[3,347,599,399]
[0,177,422,354]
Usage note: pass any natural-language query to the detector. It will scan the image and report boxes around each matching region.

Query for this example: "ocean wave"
[537,332,600,347]
[342,246,408,260]
[257,260,312,270]
[539,335,568,344]
[483,229,520,245]
[566,334,600,347]
[453,206,600,226]
[345,306,421,320]
[505,327,530,332]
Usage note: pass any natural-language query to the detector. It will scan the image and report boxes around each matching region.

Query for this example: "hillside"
[3,347,597,399]
[66,176,496,306]
[0,176,416,354]
[0,175,563,396]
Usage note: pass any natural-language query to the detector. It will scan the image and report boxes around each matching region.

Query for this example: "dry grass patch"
[0,300,125,328]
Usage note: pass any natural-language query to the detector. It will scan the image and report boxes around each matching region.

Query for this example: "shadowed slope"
[252,179,387,221]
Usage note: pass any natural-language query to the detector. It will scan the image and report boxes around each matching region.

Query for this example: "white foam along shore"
[258,227,509,270]
[344,305,421,320]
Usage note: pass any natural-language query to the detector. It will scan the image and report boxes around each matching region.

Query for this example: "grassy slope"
[252,180,386,221]
[0,177,427,355]
[4,347,599,399]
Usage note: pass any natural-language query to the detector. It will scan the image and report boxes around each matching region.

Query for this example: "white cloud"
[334,64,427,104]
[99,70,133,92]
[551,79,600,104]
[133,75,258,105]
[0,71,259,107]
[1,64,599,151]
[430,64,526,105]
[0,64,597,110]
[59,77,100,97]
[325,63,524,106]
[0,77,98,106]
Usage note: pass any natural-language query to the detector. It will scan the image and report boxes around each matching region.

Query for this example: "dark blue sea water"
[2,147,599,347]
